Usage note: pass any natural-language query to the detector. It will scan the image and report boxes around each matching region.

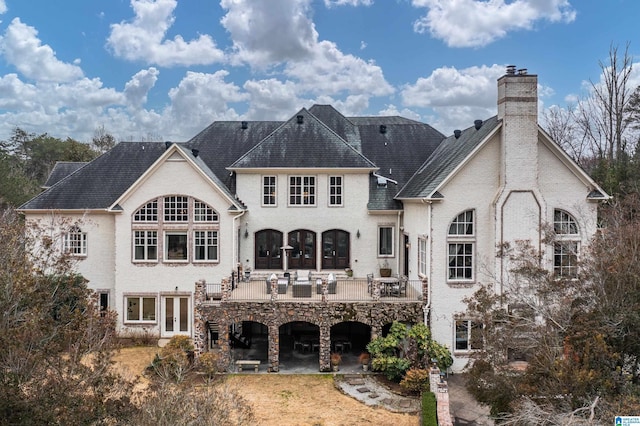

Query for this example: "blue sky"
[0,0,638,143]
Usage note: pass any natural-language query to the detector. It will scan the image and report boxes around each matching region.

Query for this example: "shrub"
[400,368,430,394]
[197,351,225,382]
[421,392,437,426]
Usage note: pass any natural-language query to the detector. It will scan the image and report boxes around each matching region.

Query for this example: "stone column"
[321,278,328,303]
[221,277,230,301]
[319,324,331,372]
[270,274,278,303]
[218,316,231,371]
[268,323,280,372]
[193,280,207,355]
[370,324,380,341]
[372,280,381,301]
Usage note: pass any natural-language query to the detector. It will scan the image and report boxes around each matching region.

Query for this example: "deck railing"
[205,276,423,303]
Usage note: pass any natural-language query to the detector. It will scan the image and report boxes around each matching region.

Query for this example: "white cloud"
[285,40,394,97]
[0,0,6,14]
[324,0,373,7]
[107,0,224,67]
[124,68,160,107]
[221,0,317,67]
[0,18,84,82]
[402,64,506,133]
[165,71,248,136]
[243,78,303,120]
[412,0,576,47]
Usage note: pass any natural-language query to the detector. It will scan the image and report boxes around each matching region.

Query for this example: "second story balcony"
[201,272,426,304]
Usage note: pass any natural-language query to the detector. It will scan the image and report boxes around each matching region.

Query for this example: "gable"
[229,108,375,170]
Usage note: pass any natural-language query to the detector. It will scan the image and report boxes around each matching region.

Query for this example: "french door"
[162,296,190,337]
[288,230,316,269]
[255,229,283,269]
[322,229,350,269]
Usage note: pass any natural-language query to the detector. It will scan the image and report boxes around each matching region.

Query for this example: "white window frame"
[418,236,427,276]
[133,200,158,222]
[289,175,316,206]
[378,226,394,257]
[447,210,475,282]
[194,200,218,222]
[454,319,483,352]
[262,175,277,206]
[194,230,218,262]
[125,295,156,323]
[64,226,87,257]
[133,230,158,262]
[165,231,188,262]
[553,209,580,278]
[164,195,189,222]
[328,175,343,207]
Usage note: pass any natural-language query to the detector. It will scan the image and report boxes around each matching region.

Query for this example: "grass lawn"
[112,346,419,426]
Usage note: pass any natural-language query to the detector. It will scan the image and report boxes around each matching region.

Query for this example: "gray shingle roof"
[229,108,376,169]
[20,143,167,210]
[42,161,88,188]
[20,105,448,212]
[397,116,500,199]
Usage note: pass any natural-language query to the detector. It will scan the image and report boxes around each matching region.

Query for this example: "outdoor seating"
[265,274,289,294]
[293,282,312,297]
[316,273,337,294]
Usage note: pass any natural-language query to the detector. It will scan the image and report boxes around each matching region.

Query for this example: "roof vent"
[241,121,248,129]
[474,120,483,130]
[165,141,172,150]
[296,115,304,124]
[454,129,462,139]
[379,124,387,134]
[506,65,516,75]
[192,148,199,158]
[517,68,528,75]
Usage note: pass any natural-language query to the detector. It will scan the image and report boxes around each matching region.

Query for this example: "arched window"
[447,210,474,281]
[553,209,580,278]
[131,196,219,263]
[64,225,87,256]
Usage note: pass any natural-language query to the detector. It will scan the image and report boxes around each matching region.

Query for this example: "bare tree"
[92,124,117,153]
[575,43,634,161]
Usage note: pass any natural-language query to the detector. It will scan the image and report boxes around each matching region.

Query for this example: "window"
[132,196,220,264]
[378,226,394,256]
[455,319,483,351]
[194,200,218,222]
[164,196,188,222]
[98,291,109,317]
[134,230,158,261]
[194,230,218,261]
[262,176,277,206]
[64,226,87,256]
[329,176,343,206]
[165,232,188,261]
[553,209,580,278]
[134,200,158,222]
[289,176,316,206]
[126,296,156,322]
[448,210,474,281]
[418,237,427,276]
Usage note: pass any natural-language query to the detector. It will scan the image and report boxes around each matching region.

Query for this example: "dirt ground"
[112,346,419,426]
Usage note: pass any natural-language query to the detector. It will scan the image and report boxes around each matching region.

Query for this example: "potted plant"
[358,352,370,371]
[345,267,353,278]
[379,259,392,277]
[330,352,342,372]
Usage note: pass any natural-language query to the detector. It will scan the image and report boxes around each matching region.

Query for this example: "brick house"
[19,67,607,372]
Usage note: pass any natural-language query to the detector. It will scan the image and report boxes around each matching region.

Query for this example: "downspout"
[233,209,247,275]
[421,198,433,324]
[397,211,402,275]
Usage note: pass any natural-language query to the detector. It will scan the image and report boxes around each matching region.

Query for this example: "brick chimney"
[497,66,538,189]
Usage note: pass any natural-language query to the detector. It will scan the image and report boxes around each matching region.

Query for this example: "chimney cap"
[506,65,516,75]
[517,68,528,75]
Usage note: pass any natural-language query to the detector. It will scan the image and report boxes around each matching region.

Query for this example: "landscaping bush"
[400,368,430,394]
